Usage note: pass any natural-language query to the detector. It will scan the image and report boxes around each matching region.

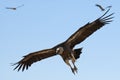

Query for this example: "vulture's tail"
[74,48,82,59]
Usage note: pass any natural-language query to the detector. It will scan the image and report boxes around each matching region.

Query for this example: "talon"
[74,66,78,73]
[71,68,75,74]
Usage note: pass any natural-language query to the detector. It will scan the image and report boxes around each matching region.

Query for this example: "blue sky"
[0,0,120,80]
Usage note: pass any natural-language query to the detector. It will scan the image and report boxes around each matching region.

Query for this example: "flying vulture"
[95,4,112,11]
[13,9,113,74]
[6,4,24,10]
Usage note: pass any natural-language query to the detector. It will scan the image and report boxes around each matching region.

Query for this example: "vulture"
[96,4,112,11]
[13,9,113,74]
[6,4,24,10]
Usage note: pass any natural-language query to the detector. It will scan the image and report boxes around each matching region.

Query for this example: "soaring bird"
[95,4,112,11]
[6,4,24,10]
[13,9,113,74]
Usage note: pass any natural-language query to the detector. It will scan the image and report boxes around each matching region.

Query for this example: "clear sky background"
[0,0,120,80]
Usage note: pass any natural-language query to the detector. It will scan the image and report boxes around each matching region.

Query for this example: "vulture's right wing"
[13,48,56,71]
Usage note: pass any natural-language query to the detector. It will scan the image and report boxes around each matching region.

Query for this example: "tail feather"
[74,48,82,59]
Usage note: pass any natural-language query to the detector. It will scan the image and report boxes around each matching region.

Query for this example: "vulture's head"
[56,47,64,54]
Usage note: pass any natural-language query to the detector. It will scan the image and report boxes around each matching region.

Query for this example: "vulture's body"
[13,9,113,74]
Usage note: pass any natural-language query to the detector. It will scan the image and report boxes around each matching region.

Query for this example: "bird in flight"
[6,4,24,10]
[13,9,113,74]
[95,4,112,11]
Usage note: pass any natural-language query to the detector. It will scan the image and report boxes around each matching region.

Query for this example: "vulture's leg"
[71,54,77,73]
[72,59,77,73]
[64,59,75,74]
[71,53,76,62]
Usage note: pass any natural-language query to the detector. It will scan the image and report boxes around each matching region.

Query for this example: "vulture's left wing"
[65,9,114,49]
[13,48,56,71]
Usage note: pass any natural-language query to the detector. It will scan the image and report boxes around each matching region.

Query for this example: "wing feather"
[65,9,114,48]
[13,48,56,71]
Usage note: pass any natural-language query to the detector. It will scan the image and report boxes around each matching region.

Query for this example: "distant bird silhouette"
[6,4,24,10]
[13,9,113,74]
[96,4,112,11]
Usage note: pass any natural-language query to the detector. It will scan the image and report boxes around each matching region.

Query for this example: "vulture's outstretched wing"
[65,9,114,49]
[13,48,56,71]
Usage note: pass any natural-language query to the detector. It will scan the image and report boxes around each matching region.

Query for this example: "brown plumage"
[13,8,113,74]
